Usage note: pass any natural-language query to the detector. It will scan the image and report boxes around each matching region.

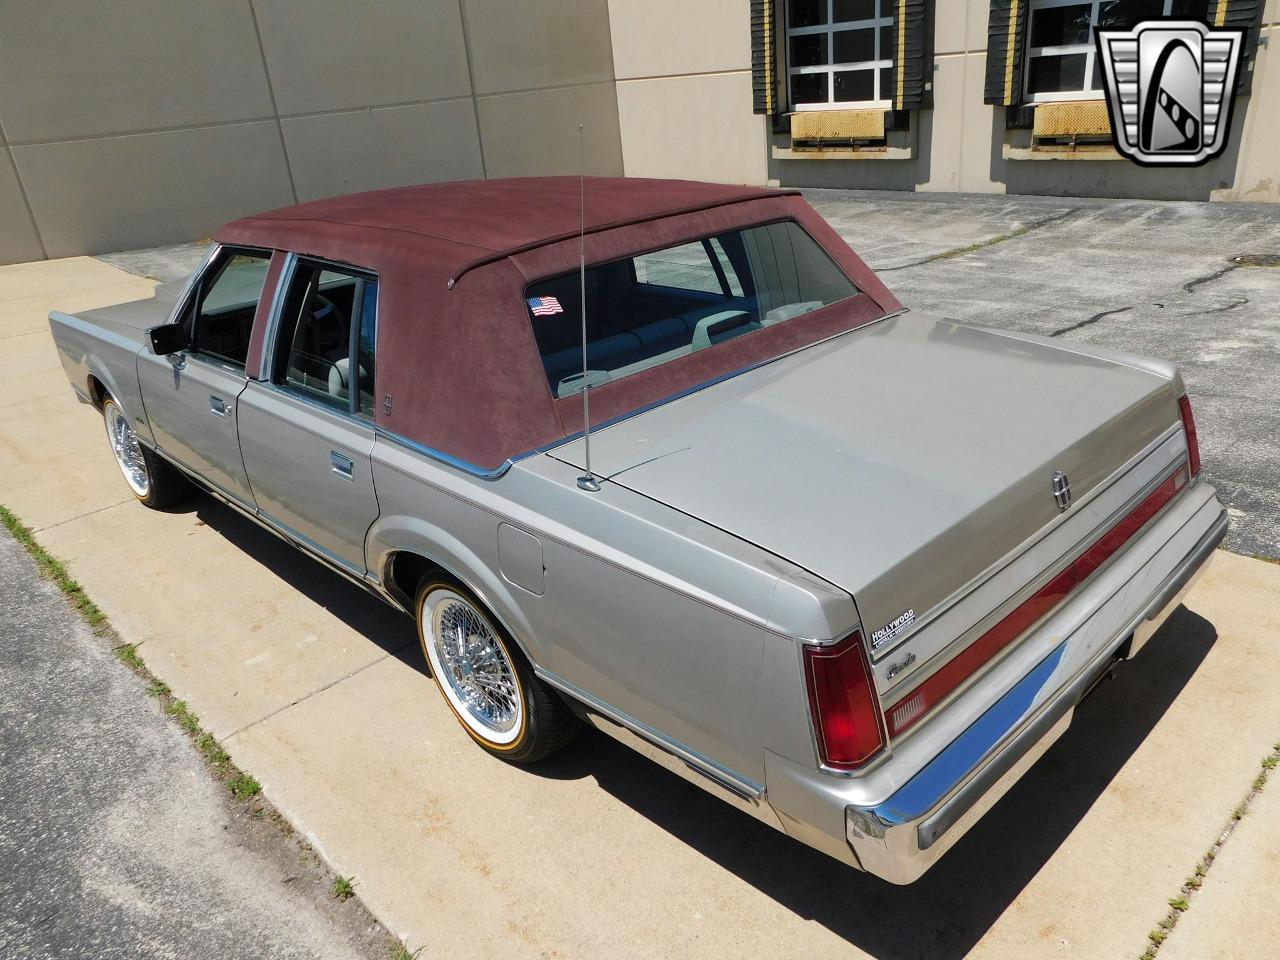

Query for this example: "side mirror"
[148,323,189,356]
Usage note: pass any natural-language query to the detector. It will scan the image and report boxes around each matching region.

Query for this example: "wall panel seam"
[615,67,752,83]
[6,117,282,149]
[456,0,488,178]
[3,144,49,259]
[247,0,298,204]
[278,96,477,122]
[474,78,628,101]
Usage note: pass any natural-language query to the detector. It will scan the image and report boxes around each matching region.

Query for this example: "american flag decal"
[528,296,564,317]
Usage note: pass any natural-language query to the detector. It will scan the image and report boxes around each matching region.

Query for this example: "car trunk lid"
[549,312,1180,679]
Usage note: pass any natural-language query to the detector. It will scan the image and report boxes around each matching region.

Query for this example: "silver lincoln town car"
[50,177,1227,883]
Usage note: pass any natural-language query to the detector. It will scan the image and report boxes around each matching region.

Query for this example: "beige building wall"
[0,0,623,265]
[608,0,769,185]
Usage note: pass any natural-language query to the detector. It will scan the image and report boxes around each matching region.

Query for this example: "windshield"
[526,220,859,398]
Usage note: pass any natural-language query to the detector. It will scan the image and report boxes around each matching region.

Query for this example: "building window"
[1024,1,1194,102]
[786,0,894,111]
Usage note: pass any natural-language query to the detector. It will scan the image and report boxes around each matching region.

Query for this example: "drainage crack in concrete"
[877,207,1080,272]
[1050,305,1134,338]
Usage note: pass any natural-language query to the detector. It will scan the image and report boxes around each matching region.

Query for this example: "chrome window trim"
[164,243,221,327]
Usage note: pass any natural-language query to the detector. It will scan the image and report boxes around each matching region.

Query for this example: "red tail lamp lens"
[803,631,886,771]
[1178,394,1200,478]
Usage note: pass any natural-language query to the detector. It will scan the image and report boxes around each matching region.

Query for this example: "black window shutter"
[984,0,1029,106]
[1216,1,1264,95]
[889,0,931,110]
[751,0,779,115]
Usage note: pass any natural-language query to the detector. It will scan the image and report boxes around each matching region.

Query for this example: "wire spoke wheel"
[423,589,524,744]
[104,401,151,498]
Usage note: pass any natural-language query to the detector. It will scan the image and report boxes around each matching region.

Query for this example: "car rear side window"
[185,247,271,369]
[526,220,858,398]
[271,259,377,418]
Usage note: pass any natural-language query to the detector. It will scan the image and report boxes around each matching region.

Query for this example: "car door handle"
[330,451,355,481]
[209,395,230,418]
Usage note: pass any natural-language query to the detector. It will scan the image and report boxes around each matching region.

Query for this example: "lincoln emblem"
[1052,471,1073,511]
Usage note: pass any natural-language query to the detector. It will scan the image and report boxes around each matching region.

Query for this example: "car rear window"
[526,220,859,398]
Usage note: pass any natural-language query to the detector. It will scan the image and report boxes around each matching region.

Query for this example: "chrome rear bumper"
[765,485,1227,884]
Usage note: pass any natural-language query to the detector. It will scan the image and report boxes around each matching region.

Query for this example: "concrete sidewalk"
[4,196,1280,959]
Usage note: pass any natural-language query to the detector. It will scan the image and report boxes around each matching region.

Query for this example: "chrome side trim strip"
[534,667,766,800]
[375,428,515,480]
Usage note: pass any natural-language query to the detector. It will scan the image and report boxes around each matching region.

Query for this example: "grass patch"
[228,773,262,801]
[1139,740,1280,957]
[332,874,356,901]
[164,699,201,734]
[146,677,171,697]
[389,944,424,960]
[198,732,230,767]
[1,504,107,627]
[114,643,144,670]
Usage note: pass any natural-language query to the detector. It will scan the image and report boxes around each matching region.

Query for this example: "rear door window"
[526,220,858,397]
[270,259,377,417]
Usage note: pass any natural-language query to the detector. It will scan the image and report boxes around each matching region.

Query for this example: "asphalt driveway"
[805,190,1280,559]
[0,524,386,960]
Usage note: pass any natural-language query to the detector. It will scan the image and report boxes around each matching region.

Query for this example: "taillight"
[803,631,886,771]
[1178,394,1200,478]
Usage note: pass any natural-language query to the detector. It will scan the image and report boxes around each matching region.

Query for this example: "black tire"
[102,396,189,509]
[416,578,577,764]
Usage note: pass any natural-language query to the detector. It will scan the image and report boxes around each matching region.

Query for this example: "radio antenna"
[575,123,600,493]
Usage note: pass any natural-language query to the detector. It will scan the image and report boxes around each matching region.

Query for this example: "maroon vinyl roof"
[222,177,796,285]
[216,178,900,473]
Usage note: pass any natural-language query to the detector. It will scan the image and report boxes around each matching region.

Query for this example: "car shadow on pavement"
[170,490,1218,958]
[187,496,420,664]
[534,607,1218,960]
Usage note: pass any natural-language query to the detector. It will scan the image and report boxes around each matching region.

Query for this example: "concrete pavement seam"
[31,497,133,534]
[220,639,416,743]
